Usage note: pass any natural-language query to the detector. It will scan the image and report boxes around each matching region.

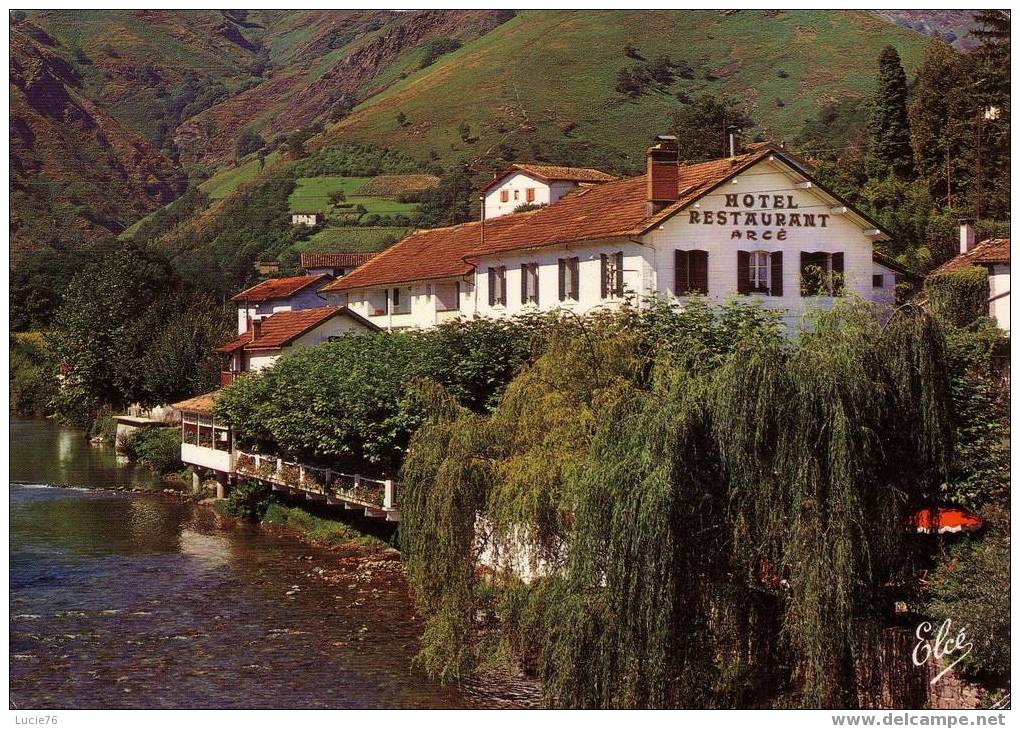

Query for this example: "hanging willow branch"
[400,300,955,708]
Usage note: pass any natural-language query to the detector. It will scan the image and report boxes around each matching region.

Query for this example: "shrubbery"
[214,313,555,472]
[10,333,57,417]
[223,479,273,521]
[122,427,182,476]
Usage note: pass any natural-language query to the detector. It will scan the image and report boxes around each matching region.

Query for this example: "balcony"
[220,370,245,386]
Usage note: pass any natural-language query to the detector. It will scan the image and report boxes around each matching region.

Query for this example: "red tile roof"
[327,146,887,294]
[483,163,618,191]
[216,306,379,353]
[328,149,773,292]
[300,252,377,270]
[931,239,1010,275]
[230,274,329,303]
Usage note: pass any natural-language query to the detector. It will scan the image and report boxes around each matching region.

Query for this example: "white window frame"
[750,250,771,293]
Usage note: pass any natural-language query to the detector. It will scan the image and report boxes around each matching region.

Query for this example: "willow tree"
[401,300,954,708]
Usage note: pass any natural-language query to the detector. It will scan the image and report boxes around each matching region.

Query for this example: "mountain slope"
[172,10,512,167]
[314,9,933,170]
[10,21,186,259]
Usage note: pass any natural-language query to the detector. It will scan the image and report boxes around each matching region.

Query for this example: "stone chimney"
[646,135,679,214]
[959,219,977,254]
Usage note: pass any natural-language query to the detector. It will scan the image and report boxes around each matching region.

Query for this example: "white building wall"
[473,239,646,319]
[989,264,1010,332]
[337,159,895,332]
[484,172,579,219]
[644,159,890,329]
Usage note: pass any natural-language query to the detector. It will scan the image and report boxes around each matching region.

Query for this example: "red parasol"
[908,507,984,535]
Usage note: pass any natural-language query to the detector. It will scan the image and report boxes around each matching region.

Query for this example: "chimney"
[250,318,263,342]
[726,125,741,158]
[959,218,976,254]
[646,135,679,214]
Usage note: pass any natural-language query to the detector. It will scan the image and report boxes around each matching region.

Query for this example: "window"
[488,266,507,306]
[750,251,770,293]
[390,287,410,314]
[513,189,520,201]
[674,250,709,295]
[872,274,884,288]
[558,256,580,302]
[526,188,536,202]
[600,252,625,299]
[737,250,783,296]
[500,189,509,203]
[799,252,845,296]
[521,262,540,305]
[425,284,432,302]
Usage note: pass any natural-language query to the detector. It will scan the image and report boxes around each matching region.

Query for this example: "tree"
[909,42,971,206]
[49,243,178,422]
[415,166,476,227]
[869,46,915,178]
[668,94,755,162]
[328,189,346,206]
[235,128,265,161]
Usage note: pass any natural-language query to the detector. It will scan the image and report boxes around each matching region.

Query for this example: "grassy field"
[317,9,931,169]
[200,151,282,200]
[296,226,411,253]
[288,176,420,217]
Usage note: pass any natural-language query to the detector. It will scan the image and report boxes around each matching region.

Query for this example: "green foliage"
[9,333,58,418]
[924,267,990,327]
[669,94,755,162]
[262,502,387,547]
[224,479,273,521]
[400,301,956,708]
[419,38,462,69]
[939,319,1009,509]
[123,427,181,476]
[869,46,914,177]
[291,142,429,178]
[415,167,477,227]
[235,128,266,161]
[926,506,1010,678]
[165,169,298,295]
[48,241,230,424]
[125,186,212,245]
[214,316,553,472]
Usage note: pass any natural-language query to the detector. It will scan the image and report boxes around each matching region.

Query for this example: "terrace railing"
[234,451,399,520]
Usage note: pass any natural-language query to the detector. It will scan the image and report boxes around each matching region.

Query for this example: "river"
[9,418,538,709]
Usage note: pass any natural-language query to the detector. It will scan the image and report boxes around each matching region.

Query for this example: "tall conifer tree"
[870,46,915,178]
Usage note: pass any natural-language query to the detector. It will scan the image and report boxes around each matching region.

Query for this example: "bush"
[10,333,57,417]
[123,427,181,475]
[925,267,991,328]
[419,38,462,69]
[224,479,273,521]
[926,507,1010,678]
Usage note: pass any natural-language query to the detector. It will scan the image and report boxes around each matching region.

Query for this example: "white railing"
[234,451,399,516]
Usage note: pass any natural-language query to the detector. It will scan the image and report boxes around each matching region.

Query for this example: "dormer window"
[526,188,536,202]
[500,190,509,203]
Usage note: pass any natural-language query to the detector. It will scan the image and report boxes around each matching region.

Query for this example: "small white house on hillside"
[930,224,1010,333]
[482,163,617,220]
[292,211,325,226]
[300,252,377,279]
[321,138,910,333]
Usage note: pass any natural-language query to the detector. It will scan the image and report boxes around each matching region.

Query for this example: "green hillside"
[318,9,932,169]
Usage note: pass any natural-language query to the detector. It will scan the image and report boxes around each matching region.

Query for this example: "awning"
[908,507,984,535]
